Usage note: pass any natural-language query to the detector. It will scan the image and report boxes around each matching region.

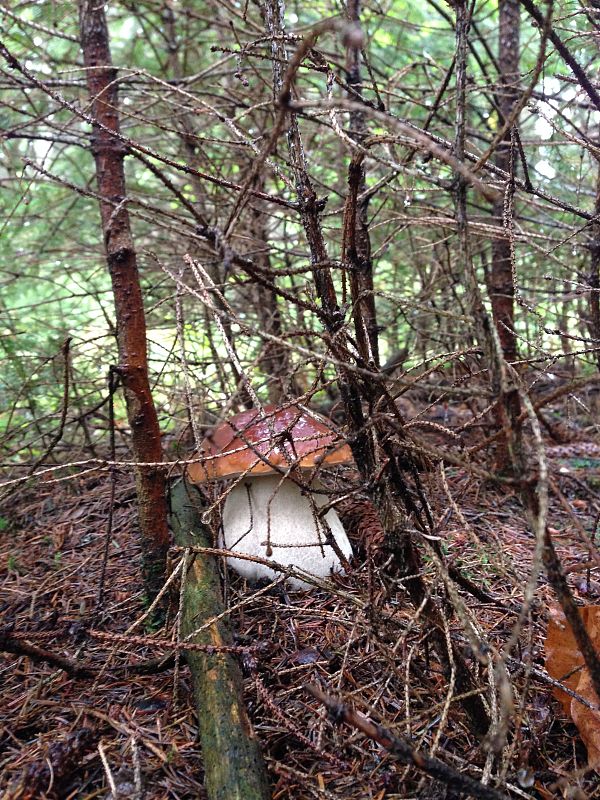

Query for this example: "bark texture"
[589,166,600,369]
[344,0,379,367]
[249,175,296,402]
[489,0,520,361]
[78,0,169,597]
[489,0,522,469]
[169,480,271,800]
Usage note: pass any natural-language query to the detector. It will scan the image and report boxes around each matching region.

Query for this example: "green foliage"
[1,0,598,463]
[6,553,21,573]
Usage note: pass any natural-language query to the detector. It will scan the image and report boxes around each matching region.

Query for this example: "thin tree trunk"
[489,0,522,470]
[589,166,600,370]
[169,480,271,800]
[490,0,520,361]
[344,0,379,368]
[264,0,372,470]
[249,190,296,403]
[78,0,169,598]
[265,0,489,736]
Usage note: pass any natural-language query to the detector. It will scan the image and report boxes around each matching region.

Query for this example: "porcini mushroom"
[186,404,353,589]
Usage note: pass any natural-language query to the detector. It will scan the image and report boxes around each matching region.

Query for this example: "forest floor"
[2,428,600,799]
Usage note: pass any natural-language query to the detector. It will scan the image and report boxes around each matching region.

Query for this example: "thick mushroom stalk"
[222,475,352,589]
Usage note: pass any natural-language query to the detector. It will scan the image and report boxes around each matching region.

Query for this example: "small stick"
[98,741,118,798]
[306,684,509,800]
[0,630,94,678]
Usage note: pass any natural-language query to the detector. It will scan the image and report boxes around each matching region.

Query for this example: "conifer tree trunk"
[489,0,522,469]
[78,0,169,597]
[589,168,600,370]
[344,0,379,368]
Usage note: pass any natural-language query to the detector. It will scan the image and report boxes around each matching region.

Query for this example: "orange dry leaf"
[571,670,600,769]
[545,606,586,714]
[544,605,600,768]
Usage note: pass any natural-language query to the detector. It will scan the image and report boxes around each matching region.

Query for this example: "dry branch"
[168,478,271,800]
[0,629,95,678]
[306,684,509,800]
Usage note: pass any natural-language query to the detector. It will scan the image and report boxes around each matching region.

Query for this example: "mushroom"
[186,404,353,589]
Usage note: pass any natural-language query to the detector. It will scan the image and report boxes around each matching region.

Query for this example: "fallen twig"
[0,629,95,678]
[306,683,509,800]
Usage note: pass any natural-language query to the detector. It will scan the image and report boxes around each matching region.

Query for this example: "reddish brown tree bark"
[78,0,169,598]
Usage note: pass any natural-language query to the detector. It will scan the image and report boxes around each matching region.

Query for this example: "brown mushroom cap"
[186,404,353,483]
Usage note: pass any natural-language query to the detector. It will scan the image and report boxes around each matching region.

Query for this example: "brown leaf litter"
[1,449,600,798]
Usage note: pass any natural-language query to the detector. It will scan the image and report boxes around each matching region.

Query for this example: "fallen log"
[168,478,270,800]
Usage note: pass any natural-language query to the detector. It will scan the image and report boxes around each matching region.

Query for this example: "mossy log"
[168,479,270,800]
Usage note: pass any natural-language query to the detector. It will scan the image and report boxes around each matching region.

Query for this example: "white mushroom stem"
[221,475,352,589]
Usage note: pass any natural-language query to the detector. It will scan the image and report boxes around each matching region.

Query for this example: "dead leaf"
[571,670,600,768]
[545,605,600,769]
[545,605,586,714]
